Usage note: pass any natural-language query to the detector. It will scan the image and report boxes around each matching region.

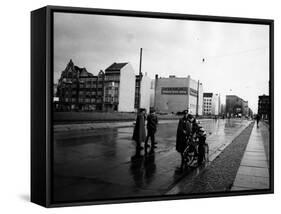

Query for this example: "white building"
[104,62,136,112]
[154,75,203,115]
[203,93,221,115]
[137,73,152,112]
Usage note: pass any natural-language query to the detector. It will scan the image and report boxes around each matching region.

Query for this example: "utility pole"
[196,80,200,117]
[138,48,143,110]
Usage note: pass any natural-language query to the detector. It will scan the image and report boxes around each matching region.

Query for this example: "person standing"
[144,109,158,152]
[132,108,146,150]
[176,110,192,170]
[256,114,261,128]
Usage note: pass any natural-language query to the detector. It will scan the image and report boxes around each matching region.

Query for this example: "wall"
[139,74,151,112]
[211,94,220,115]
[155,77,189,113]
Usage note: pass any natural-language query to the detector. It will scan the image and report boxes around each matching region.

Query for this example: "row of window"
[63,91,103,96]
[63,98,103,103]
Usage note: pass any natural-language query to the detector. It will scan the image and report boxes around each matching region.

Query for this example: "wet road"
[53,118,251,202]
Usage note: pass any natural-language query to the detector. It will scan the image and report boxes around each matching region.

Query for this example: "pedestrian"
[256,114,261,128]
[197,127,207,165]
[132,108,147,150]
[176,110,192,170]
[144,109,158,152]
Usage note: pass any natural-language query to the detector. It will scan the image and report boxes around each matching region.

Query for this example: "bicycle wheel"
[183,145,195,167]
[204,143,209,162]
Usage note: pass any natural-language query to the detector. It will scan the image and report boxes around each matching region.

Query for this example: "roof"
[60,60,95,79]
[203,92,213,97]
[105,62,128,72]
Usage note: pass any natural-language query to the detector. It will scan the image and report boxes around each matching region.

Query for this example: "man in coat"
[132,108,147,150]
[144,109,158,152]
[256,114,261,128]
[176,110,192,169]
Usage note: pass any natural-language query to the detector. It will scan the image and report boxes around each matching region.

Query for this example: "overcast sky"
[54,12,270,113]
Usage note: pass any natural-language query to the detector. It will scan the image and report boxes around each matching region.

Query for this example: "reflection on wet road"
[53,118,250,202]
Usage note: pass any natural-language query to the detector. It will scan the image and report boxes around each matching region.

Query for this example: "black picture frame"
[31,5,274,208]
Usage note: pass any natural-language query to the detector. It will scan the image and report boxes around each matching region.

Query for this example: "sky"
[54,12,270,113]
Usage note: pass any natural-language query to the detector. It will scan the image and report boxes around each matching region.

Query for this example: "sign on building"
[161,87,188,95]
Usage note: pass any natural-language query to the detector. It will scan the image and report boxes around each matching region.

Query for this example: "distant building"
[258,95,270,120]
[154,75,203,115]
[56,59,102,111]
[104,62,136,112]
[149,79,155,109]
[55,60,153,112]
[225,95,249,117]
[135,73,152,112]
[220,103,226,115]
[203,93,220,115]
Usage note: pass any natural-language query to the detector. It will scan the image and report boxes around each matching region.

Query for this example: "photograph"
[52,10,272,204]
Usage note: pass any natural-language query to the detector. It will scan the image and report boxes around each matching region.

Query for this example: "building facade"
[55,60,152,112]
[103,62,136,112]
[225,95,249,117]
[56,60,104,111]
[258,95,270,120]
[154,75,203,115]
[203,93,221,115]
[135,73,152,112]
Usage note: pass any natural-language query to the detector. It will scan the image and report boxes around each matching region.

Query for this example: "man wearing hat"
[144,108,158,152]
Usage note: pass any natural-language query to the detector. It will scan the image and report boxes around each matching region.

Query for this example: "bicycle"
[182,135,209,167]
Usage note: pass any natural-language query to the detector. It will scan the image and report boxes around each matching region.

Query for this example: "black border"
[42,5,274,207]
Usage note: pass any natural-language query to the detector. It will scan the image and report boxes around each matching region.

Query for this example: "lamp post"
[138,48,143,111]
[196,80,200,117]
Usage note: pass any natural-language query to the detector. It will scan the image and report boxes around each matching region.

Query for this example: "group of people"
[132,108,158,152]
[176,110,207,169]
[132,108,207,168]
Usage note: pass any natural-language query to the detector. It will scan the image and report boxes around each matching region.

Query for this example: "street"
[53,118,256,202]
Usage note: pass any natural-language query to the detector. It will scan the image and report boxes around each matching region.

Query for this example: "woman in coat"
[132,108,146,149]
[176,111,192,169]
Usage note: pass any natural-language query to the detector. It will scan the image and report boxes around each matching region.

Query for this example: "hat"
[187,114,193,119]
[198,127,207,137]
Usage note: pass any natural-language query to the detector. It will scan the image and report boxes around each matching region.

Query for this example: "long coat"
[176,117,192,153]
[146,114,158,134]
[132,113,146,142]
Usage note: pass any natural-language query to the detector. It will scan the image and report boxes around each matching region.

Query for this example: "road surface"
[53,118,251,202]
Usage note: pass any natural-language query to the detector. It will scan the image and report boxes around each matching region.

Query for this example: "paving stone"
[241,159,268,168]
[233,174,269,189]
[236,165,269,178]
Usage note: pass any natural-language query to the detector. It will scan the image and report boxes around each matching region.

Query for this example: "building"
[56,60,153,112]
[103,62,136,112]
[154,75,203,115]
[225,95,249,117]
[135,73,152,112]
[203,93,221,115]
[258,95,270,120]
[149,79,155,109]
[56,59,102,111]
[220,103,225,115]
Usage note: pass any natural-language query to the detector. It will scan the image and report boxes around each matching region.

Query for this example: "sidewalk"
[231,122,269,190]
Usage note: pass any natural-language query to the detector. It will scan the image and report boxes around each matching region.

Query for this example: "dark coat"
[132,113,146,142]
[146,114,158,133]
[176,117,192,153]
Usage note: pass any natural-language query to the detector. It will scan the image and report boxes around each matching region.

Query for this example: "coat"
[176,117,192,153]
[146,114,158,133]
[132,113,146,142]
